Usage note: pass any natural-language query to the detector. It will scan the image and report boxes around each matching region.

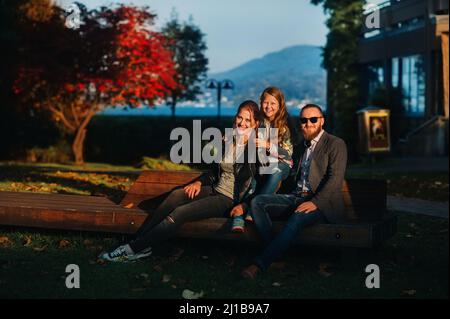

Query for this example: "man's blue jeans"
[250,194,325,271]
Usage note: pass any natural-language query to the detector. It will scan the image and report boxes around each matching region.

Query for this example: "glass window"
[367,62,384,100]
[392,57,399,88]
[401,54,425,115]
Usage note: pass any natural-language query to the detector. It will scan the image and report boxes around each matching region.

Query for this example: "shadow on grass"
[0,164,139,203]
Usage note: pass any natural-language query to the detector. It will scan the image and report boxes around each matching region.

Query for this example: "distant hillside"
[210,45,326,106]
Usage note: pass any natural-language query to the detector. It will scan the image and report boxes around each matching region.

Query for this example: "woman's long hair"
[259,87,290,143]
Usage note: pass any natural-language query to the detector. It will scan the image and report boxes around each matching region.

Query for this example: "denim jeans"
[129,186,233,253]
[257,161,291,195]
[243,161,291,221]
[250,194,325,271]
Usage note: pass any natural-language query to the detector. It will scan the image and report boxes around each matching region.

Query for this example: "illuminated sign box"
[357,106,391,153]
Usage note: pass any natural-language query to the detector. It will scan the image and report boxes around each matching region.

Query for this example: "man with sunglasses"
[242,104,347,279]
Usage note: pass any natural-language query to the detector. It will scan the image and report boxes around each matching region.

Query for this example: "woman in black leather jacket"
[100,100,262,262]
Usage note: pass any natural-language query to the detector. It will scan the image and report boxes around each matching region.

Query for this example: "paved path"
[348,156,449,174]
[387,195,449,219]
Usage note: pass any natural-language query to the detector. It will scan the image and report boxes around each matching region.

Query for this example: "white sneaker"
[99,245,152,263]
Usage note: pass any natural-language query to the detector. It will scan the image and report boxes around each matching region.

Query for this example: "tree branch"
[49,105,76,132]
[71,102,80,127]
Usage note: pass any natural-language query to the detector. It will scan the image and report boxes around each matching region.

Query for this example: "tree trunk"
[72,127,87,165]
[72,108,96,165]
[171,94,177,122]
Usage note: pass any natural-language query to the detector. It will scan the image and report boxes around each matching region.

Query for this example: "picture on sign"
[368,115,389,150]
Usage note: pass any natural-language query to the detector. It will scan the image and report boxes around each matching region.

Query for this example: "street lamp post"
[206,79,234,121]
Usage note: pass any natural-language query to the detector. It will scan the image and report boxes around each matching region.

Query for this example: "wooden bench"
[0,169,397,254]
[121,170,397,249]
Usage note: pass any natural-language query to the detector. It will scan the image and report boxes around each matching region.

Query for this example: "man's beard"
[302,125,322,141]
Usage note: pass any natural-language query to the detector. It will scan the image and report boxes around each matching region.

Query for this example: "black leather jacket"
[196,137,259,204]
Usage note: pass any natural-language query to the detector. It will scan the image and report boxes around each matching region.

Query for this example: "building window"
[367,61,384,100]
[400,54,425,115]
[389,55,425,115]
[392,57,400,88]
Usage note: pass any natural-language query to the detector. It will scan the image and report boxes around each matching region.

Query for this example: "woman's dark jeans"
[129,186,233,253]
[250,194,325,271]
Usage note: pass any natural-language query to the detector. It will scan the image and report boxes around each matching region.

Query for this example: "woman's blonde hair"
[259,86,290,143]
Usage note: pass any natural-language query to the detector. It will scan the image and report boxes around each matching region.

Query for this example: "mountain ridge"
[208,44,326,106]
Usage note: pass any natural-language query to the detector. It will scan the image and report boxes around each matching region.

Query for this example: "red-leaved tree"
[14,4,180,164]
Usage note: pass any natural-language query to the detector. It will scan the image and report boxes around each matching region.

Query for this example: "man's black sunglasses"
[300,116,323,124]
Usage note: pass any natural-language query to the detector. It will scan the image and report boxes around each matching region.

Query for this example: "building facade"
[359,0,448,155]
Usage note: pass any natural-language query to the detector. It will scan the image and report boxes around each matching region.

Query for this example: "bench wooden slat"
[121,170,388,222]
[134,170,202,184]
[0,195,120,209]
[0,204,396,248]
[0,191,143,213]
[177,217,397,248]
[0,205,147,233]
[0,190,114,203]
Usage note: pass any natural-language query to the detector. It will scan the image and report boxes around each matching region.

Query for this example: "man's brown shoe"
[241,264,261,279]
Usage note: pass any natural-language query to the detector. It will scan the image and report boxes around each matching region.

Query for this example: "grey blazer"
[293,131,348,223]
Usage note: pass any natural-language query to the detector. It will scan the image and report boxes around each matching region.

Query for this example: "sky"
[57,0,330,73]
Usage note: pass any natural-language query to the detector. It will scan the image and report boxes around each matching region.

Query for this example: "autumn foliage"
[13,3,180,164]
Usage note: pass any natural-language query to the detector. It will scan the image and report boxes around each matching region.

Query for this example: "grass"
[346,171,449,202]
[0,212,447,299]
[0,160,190,203]
[0,160,448,298]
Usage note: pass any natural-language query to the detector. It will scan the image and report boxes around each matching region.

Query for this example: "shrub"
[137,156,191,171]
[25,142,71,164]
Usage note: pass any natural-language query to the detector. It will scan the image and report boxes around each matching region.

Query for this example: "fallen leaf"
[33,245,48,252]
[153,265,163,272]
[83,239,94,247]
[89,245,103,252]
[139,273,149,279]
[162,274,171,283]
[96,258,106,265]
[0,236,11,247]
[58,239,70,249]
[124,203,134,209]
[23,235,33,247]
[225,257,235,267]
[318,263,333,277]
[402,289,416,296]
[182,289,204,299]
[270,262,286,270]
[169,248,185,262]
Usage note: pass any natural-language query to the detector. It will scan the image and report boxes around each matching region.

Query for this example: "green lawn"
[346,171,448,202]
[0,212,447,299]
[0,161,448,298]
